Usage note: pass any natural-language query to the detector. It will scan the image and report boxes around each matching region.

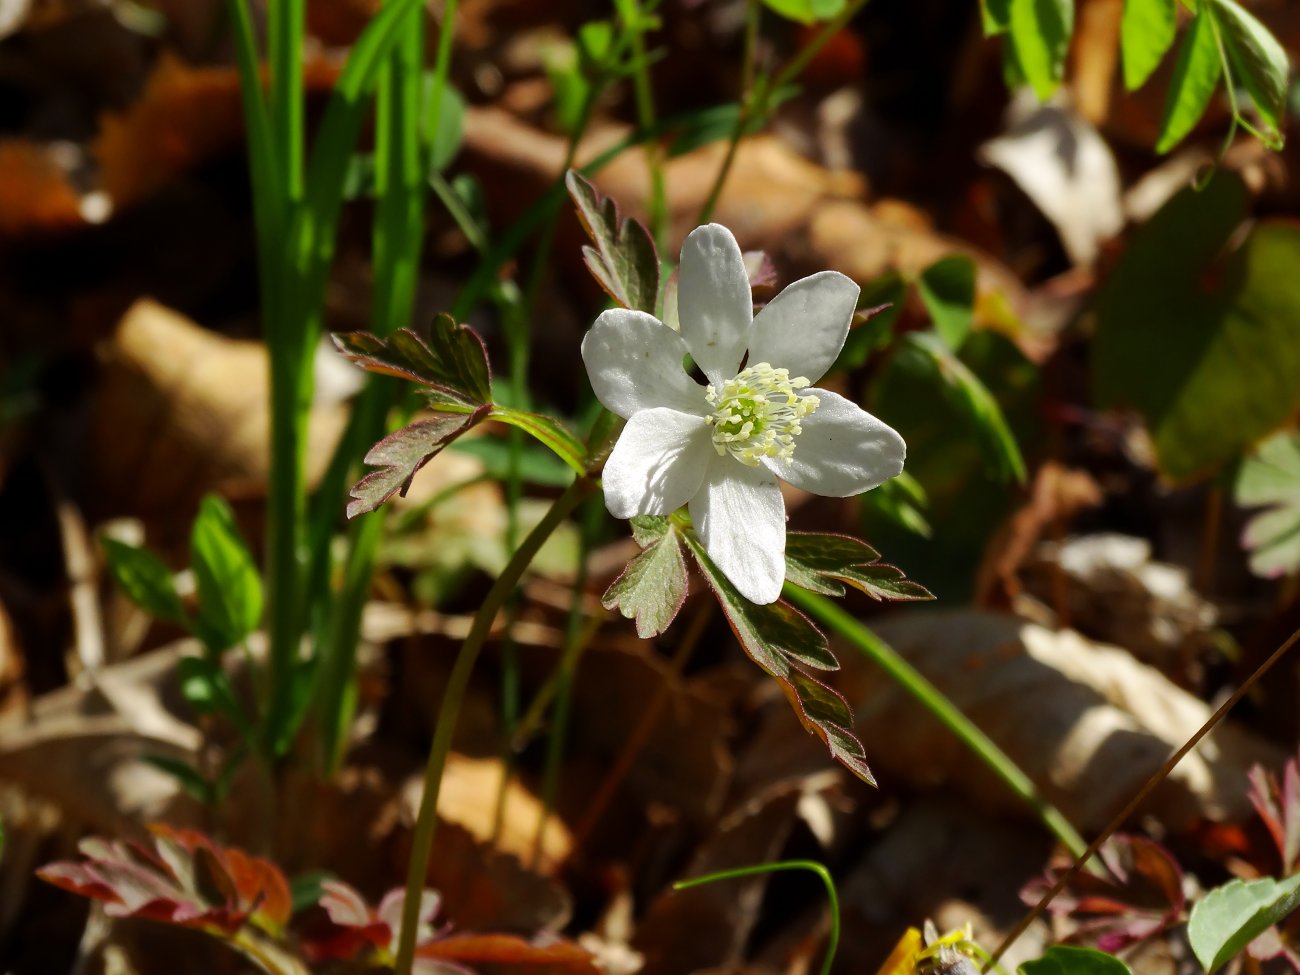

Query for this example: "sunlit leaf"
[348,410,489,519]
[917,255,976,351]
[1009,0,1075,99]
[602,516,689,638]
[1121,0,1178,90]
[425,79,465,172]
[1189,875,1300,974]
[334,313,492,410]
[782,669,875,784]
[899,331,1027,484]
[982,0,1012,34]
[1236,430,1300,578]
[785,532,933,601]
[1020,946,1134,975]
[101,537,186,626]
[1155,8,1222,153]
[1211,0,1289,138]
[190,494,262,653]
[1094,174,1300,481]
[759,0,846,25]
[565,170,659,314]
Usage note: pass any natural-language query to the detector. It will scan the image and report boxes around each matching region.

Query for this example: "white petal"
[581,308,707,419]
[762,389,905,497]
[601,408,714,519]
[677,224,753,386]
[690,457,786,604]
[747,270,858,385]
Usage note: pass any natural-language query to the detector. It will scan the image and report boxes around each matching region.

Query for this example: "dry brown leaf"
[844,609,1283,832]
[0,140,85,235]
[91,299,346,526]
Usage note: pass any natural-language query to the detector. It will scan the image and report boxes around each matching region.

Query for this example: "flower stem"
[393,476,597,975]
[673,859,840,975]
[783,586,1088,859]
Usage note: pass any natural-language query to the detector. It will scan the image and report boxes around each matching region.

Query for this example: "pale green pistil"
[705,362,819,465]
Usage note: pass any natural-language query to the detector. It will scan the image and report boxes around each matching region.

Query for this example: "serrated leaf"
[601,516,689,638]
[1236,431,1300,578]
[1155,9,1223,153]
[1009,0,1075,100]
[785,532,934,601]
[1020,946,1134,975]
[334,313,491,409]
[1189,875,1300,974]
[900,331,1027,483]
[1211,0,1289,137]
[918,255,976,351]
[490,406,587,476]
[783,669,875,784]
[347,410,488,519]
[190,495,262,653]
[565,171,659,314]
[101,537,186,625]
[1121,0,1178,90]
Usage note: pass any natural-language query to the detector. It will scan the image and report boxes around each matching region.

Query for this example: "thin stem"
[696,0,871,224]
[394,477,597,975]
[269,0,305,204]
[696,0,761,226]
[985,622,1300,970]
[623,0,668,247]
[673,860,840,975]
[784,586,1088,859]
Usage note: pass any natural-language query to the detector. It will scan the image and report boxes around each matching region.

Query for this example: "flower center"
[705,362,819,466]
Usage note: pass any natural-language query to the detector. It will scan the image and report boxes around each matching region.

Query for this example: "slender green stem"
[784,586,1088,859]
[697,0,871,225]
[673,860,840,975]
[269,0,305,204]
[622,0,668,247]
[394,477,597,975]
[696,0,761,226]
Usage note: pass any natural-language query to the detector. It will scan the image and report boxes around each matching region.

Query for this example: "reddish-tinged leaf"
[785,532,934,602]
[347,409,488,519]
[417,933,600,973]
[1248,752,1300,873]
[334,313,492,409]
[38,825,292,938]
[1021,834,1185,953]
[601,516,689,639]
[565,171,659,315]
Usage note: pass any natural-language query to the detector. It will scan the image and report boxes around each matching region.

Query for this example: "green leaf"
[982,0,1012,34]
[759,0,845,25]
[1020,946,1134,975]
[177,655,253,738]
[190,495,262,653]
[425,79,465,172]
[917,256,976,351]
[784,669,876,783]
[1121,0,1178,89]
[862,472,932,538]
[1009,0,1075,100]
[662,102,771,158]
[1211,0,1289,138]
[1155,8,1223,153]
[1094,174,1300,481]
[785,533,934,601]
[1235,430,1300,578]
[1189,874,1300,974]
[347,410,488,518]
[101,537,186,626]
[565,171,660,314]
[490,406,588,477]
[334,313,492,410]
[899,331,1027,484]
[601,516,689,638]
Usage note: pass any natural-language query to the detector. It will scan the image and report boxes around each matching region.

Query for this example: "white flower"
[581,224,906,605]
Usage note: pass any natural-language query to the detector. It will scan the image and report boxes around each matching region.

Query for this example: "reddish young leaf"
[1248,753,1300,873]
[38,825,292,938]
